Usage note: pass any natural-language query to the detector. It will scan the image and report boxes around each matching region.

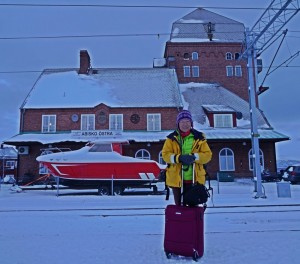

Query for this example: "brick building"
[4,8,289,183]
[0,146,18,182]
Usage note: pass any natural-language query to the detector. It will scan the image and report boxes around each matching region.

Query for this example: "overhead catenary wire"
[0,3,295,10]
[2,30,299,41]
[1,65,300,75]
[260,29,288,87]
[0,4,298,75]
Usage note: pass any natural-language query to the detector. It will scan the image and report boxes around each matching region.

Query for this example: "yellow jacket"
[162,129,212,188]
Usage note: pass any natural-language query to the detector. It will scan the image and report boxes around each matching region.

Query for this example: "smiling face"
[178,118,192,132]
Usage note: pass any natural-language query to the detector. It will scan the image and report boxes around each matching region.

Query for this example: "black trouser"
[172,182,192,206]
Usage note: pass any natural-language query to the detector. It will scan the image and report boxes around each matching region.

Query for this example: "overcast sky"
[1,0,299,161]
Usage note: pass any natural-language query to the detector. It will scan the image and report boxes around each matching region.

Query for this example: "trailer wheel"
[98,186,110,196]
[113,186,124,195]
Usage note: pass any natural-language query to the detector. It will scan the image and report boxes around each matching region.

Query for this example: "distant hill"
[277,160,300,171]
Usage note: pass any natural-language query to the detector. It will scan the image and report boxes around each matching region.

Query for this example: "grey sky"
[1,0,299,160]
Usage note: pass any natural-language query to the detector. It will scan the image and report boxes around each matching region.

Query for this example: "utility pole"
[241,0,299,198]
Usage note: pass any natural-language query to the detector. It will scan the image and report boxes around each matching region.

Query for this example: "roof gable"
[179,83,270,129]
[170,8,245,43]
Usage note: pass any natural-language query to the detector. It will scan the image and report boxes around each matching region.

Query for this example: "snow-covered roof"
[21,68,183,109]
[170,8,245,43]
[0,147,18,158]
[4,129,289,145]
[202,104,236,113]
[179,83,269,129]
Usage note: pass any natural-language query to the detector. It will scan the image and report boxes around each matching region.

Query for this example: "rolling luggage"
[164,204,205,261]
[163,163,207,261]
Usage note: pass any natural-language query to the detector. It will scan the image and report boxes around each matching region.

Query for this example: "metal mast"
[241,0,299,198]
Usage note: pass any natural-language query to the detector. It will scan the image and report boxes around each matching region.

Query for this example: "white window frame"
[192,52,199,60]
[147,113,161,131]
[109,114,123,131]
[235,65,242,77]
[226,52,233,60]
[39,150,53,174]
[135,149,151,160]
[219,148,235,171]
[214,114,233,128]
[42,115,56,133]
[192,66,199,77]
[5,160,15,169]
[248,149,264,171]
[226,66,234,77]
[183,66,191,77]
[158,151,166,165]
[81,114,95,131]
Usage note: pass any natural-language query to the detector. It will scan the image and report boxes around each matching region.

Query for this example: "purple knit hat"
[176,110,193,127]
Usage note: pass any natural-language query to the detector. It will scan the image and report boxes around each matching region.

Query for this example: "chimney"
[79,50,91,74]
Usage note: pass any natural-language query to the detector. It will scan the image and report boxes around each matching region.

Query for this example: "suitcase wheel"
[165,251,172,259]
[193,251,200,262]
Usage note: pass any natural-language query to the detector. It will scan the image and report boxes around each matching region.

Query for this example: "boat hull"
[36,142,166,190]
[39,160,163,188]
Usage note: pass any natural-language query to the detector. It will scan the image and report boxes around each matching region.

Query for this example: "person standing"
[162,110,212,206]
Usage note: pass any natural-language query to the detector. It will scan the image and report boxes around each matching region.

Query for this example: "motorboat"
[36,141,166,195]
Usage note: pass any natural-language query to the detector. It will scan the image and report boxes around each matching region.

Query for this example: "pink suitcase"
[164,204,204,261]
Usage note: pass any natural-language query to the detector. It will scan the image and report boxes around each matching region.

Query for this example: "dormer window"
[214,114,233,128]
[202,105,236,128]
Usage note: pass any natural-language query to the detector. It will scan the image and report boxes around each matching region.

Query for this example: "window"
[248,149,264,171]
[192,66,199,77]
[135,149,151,160]
[89,143,112,152]
[235,53,240,60]
[226,66,233,77]
[183,66,191,77]
[226,52,233,60]
[147,114,161,131]
[81,114,95,130]
[235,66,242,77]
[109,114,123,131]
[214,114,233,128]
[183,53,189,60]
[98,111,107,125]
[39,150,53,174]
[158,151,166,165]
[6,160,15,169]
[42,115,56,133]
[192,52,199,60]
[219,148,235,171]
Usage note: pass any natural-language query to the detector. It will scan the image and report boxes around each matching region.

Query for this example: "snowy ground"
[1,180,300,264]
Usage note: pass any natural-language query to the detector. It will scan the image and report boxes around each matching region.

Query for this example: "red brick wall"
[165,42,249,101]
[21,106,181,133]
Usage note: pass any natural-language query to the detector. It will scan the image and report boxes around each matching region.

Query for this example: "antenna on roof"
[203,22,215,41]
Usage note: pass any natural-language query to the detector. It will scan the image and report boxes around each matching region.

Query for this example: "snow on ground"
[1,180,300,264]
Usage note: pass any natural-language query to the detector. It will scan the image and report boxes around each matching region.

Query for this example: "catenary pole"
[245,28,266,198]
[241,0,299,198]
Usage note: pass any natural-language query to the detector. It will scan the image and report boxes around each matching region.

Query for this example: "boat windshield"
[89,143,112,152]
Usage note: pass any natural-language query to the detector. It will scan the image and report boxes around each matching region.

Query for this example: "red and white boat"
[36,141,166,195]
